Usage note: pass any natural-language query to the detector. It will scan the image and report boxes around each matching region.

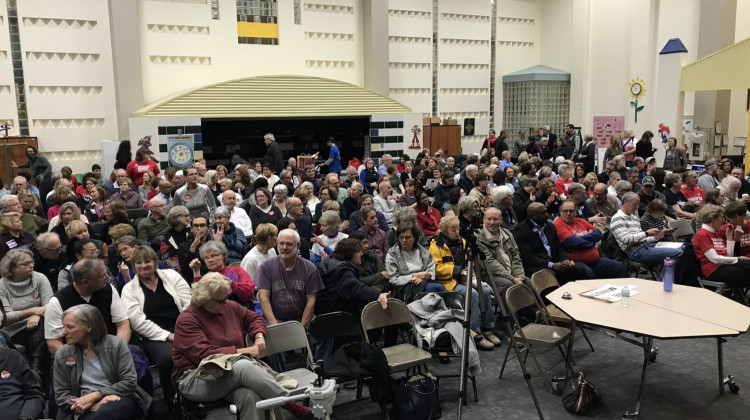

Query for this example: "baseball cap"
[642,176,655,186]
[705,160,718,168]
[645,157,656,164]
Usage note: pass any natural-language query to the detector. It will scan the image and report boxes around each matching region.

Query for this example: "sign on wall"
[593,116,624,147]
[167,135,195,168]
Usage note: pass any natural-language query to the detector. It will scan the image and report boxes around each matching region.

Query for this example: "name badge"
[66,358,76,368]
[0,370,10,380]
[5,239,17,248]
[184,194,192,201]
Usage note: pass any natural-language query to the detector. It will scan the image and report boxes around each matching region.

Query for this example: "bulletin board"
[593,116,624,147]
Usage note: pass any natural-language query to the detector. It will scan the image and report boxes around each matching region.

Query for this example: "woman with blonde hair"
[66,219,109,265]
[512,130,528,159]
[240,223,278,279]
[17,188,48,237]
[121,245,191,405]
[137,171,157,203]
[603,134,623,164]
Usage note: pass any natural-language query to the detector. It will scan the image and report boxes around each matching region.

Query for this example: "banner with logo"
[167,134,195,168]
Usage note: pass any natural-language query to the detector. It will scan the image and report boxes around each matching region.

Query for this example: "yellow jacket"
[428,234,468,292]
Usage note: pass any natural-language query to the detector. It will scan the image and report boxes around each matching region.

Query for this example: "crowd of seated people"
[3,129,750,419]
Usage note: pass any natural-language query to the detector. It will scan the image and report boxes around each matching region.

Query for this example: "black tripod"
[456,245,544,420]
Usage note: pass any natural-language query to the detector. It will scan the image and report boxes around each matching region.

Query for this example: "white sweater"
[121,269,192,341]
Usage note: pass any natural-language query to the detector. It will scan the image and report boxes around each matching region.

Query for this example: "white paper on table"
[579,284,639,302]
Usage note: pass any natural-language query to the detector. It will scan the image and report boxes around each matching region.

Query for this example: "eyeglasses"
[18,261,34,267]
[192,223,208,228]
[399,235,414,241]
[561,209,576,213]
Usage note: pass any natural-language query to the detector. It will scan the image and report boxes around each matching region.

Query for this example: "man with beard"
[256,229,324,329]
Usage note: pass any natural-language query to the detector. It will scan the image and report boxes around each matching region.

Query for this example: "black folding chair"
[308,311,366,399]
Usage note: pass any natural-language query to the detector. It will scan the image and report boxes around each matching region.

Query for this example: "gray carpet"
[190,325,750,420]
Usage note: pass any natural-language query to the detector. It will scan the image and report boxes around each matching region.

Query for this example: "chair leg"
[470,375,478,402]
[498,340,513,379]
[525,345,554,393]
[380,402,391,420]
[579,324,595,352]
[356,378,364,399]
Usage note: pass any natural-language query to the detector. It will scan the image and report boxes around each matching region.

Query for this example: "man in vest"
[44,258,130,354]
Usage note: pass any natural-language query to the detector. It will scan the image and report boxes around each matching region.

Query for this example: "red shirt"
[553,217,600,264]
[416,206,442,237]
[555,178,573,196]
[126,160,161,187]
[718,221,750,258]
[171,301,266,385]
[680,185,706,206]
[694,227,730,277]
[194,265,255,303]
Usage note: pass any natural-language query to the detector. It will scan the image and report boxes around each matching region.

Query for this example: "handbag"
[392,373,441,420]
[563,372,601,415]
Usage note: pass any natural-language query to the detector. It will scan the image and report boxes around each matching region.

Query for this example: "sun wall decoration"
[629,77,646,123]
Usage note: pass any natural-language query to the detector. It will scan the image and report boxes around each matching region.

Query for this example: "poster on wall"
[167,135,195,168]
[593,116,624,147]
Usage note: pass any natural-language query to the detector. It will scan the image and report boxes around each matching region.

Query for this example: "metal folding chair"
[530,270,595,352]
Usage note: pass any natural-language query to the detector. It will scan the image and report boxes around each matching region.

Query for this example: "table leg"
[623,336,653,419]
[718,338,724,395]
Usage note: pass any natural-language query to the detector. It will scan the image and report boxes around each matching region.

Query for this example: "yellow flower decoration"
[629,77,646,100]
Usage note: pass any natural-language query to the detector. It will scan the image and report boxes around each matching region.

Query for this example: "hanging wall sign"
[167,135,195,168]
[464,118,475,136]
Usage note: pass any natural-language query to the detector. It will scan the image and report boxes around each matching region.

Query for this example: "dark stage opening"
[201,116,369,169]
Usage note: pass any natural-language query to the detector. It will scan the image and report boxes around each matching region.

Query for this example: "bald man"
[137,197,170,242]
[222,190,253,238]
[512,202,588,283]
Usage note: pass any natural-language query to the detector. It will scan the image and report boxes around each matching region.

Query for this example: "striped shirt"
[611,210,654,252]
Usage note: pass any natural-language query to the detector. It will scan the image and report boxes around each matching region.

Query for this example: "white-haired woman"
[273,184,289,217]
[54,304,151,420]
[189,240,254,307]
[172,273,312,420]
[121,245,191,406]
[310,210,348,267]
[0,248,53,372]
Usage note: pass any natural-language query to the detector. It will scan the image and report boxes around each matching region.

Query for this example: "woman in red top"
[171,273,312,420]
[189,240,254,307]
[693,205,750,287]
[718,200,750,258]
[126,148,160,188]
[415,191,441,237]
